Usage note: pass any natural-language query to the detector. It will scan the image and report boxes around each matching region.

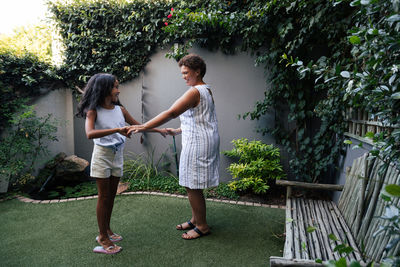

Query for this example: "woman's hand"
[165,128,181,136]
[127,125,146,135]
[157,128,168,138]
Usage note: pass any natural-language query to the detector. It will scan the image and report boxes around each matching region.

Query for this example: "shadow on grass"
[0,195,285,267]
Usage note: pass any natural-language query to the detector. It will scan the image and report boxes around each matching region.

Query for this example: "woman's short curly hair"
[178,54,206,78]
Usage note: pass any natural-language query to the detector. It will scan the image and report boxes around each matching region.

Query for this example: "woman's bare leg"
[182,188,210,239]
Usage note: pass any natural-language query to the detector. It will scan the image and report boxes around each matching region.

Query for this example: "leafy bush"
[0,106,59,190]
[223,138,285,194]
[0,51,61,131]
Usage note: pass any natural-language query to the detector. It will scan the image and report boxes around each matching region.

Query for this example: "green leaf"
[391,92,400,99]
[365,132,374,139]
[381,193,392,202]
[328,233,339,241]
[306,226,317,233]
[385,184,400,197]
[340,71,350,78]
[349,260,362,267]
[344,140,352,145]
[350,0,361,6]
[349,36,361,45]
[387,14,400,22]
[335,257,347,267]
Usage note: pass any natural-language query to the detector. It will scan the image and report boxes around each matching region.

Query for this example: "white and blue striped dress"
[179,84,220,189]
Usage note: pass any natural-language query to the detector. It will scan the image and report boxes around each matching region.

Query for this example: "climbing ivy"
[50,0,174,89]
[19,0,398,182]
[163,0,400,180]
[291,0,400,171]
[163,0,355,182]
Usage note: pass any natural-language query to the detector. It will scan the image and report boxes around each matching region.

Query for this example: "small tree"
[0,106,59,190]
[223,138,285,194]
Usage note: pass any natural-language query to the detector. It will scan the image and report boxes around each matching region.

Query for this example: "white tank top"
[93,105,126,149]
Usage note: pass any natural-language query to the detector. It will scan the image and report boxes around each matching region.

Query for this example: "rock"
[55,155,89,181]
[45,152,67,169]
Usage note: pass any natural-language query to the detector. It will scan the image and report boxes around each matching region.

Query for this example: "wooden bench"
[270,153,400,266]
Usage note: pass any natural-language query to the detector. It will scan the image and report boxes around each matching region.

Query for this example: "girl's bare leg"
[96,178,118,249]
[105,176,120,236]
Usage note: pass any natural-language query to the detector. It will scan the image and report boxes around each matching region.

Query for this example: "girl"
[76,73,166,254]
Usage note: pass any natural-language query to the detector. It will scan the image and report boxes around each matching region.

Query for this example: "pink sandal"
[93,245,122,254]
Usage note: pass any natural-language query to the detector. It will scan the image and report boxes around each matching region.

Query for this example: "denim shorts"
[90,145,124,178]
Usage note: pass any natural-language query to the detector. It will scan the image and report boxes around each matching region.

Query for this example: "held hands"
[157,128,168,138]
[165,128,181,136]
[127,125,146,135]
[126,125,180,137]
[118,126,131,138]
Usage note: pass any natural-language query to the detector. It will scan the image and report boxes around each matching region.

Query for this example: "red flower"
[164,22,168,26]
[167,14,172,19]
[171,8,174,12]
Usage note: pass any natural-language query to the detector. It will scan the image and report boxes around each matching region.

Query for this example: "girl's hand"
[118,126,131,138]
[165,128,181,136]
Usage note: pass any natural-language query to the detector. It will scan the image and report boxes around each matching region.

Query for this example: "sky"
[0,0,48,35]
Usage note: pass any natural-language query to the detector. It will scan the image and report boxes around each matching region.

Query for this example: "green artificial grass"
[0,195,285,267]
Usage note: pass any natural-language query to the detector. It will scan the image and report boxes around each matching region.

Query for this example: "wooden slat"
[270,256,323,267]
[284,197,294,258]
[322,200,359,263]
[292,198,302,259]
[338,154,362,214]
[330,201,364,263]
[315,200,342,261]
[296,198,310,259]
[355,157,368,234]
[307,199,328,260]
[311,199,338,260]
[358,160,386,254]
[369,165,398,261]
[276,180,344,191]
[357,158,382,242]
[301,199,319,259]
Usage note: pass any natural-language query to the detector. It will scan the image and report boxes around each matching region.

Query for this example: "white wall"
[32,88,75,171]
[74,46,275,182]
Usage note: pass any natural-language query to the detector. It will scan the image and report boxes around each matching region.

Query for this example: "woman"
[128,54,220,239]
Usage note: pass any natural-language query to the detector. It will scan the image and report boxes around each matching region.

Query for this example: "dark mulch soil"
[237,182,286,206]
[237,182,334,206]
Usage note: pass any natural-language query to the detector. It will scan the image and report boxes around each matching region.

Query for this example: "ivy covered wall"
[2,0,396,183]
[50,0,355,182]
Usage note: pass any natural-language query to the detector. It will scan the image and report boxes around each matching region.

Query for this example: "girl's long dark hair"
[76,73,121,118]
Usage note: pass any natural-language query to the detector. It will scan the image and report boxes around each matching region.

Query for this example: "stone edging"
[1,191,285,209]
